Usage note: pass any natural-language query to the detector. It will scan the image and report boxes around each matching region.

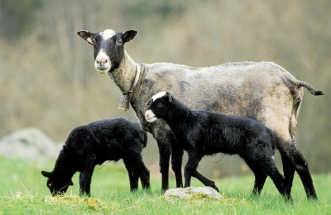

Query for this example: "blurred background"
[0,0,330,178]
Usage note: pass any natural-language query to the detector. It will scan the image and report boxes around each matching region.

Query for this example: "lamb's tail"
[288,79,324,96]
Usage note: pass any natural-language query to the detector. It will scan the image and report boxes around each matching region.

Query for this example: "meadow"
[0,156,330,214]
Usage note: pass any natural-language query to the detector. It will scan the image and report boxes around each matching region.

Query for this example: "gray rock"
[0,127,61,159]
[164,186,223,200]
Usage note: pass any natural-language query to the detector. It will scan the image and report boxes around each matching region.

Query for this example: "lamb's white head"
[77,29,137,74]
[145,92,174,123]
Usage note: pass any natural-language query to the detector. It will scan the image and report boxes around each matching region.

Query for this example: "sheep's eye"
[116,39,123,46]
[48,183,52,188]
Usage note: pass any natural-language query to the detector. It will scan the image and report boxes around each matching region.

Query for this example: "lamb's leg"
[170,137,184,188]
[191,170,219,192]
[139,162,151,189]
[126,153,150,190]
[244,159,267,196]
[79,169,94,196]
[289,145,318,200]
[79,154,96,196]
[184,151,202,188]
[261,157,292,201]
[123,158,139,191]
[280,151,295,195]
[155,138,171,192]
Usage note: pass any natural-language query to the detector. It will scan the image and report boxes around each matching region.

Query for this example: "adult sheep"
[41,118,150,196]
[77,28,323,199]
[145,91,292,200]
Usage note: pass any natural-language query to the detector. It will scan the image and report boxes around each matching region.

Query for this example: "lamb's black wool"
[145,92,291,200]
[41,118,150,196]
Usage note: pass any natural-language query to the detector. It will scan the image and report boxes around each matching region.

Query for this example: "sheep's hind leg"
[262,158,292,201]
[139,162,150,189]
[126,154,150,190]
[123,158,139,191]
[280,151,295,195]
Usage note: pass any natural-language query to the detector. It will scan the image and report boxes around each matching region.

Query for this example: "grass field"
[0,156,330,214]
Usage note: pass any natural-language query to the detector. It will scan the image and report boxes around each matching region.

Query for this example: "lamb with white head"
[145,91,292,200]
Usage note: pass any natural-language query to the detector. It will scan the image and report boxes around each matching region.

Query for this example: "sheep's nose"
[145,112,149,118]
[96,59,108,66]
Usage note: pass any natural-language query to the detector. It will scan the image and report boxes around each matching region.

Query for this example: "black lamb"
[41,118,150,196]
[145,92,291,200]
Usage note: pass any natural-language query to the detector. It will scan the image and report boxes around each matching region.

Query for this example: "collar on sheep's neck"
[118,63,141,110]
[123,63,141,96]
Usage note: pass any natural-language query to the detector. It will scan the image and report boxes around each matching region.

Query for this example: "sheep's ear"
[166,92,173,103]
[77,30,96,45]
[122,30,137,43]
[41,170,53,178]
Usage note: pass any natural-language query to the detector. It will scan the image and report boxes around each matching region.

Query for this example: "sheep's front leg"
[154,136,171,192]
[170,136,184,188]
[191,170,219,192]
[79,154,96,196]
[79,168,94,196]
[184,150,202,188]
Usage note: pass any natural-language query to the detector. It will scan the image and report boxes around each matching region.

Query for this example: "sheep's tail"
[288,79,324,96]
[140,131,148,148]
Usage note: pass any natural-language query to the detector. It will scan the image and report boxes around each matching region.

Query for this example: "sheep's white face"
[93,29,116,73]
[77,29,137,74]
[145,92,169,122]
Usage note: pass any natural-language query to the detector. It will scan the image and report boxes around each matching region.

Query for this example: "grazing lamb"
[41,118,150,196]
[77,28,323,199]
[145,92,291,200]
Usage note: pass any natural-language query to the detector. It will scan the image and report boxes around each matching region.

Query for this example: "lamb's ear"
[77,30,96,45]
[41,170,53,178]
[166,92,173,103]
[122,30,137,43]
[146,99,152,106]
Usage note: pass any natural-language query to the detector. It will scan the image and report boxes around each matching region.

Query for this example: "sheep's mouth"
[95,67,109,74]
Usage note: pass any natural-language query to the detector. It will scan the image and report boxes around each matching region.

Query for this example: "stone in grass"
[164,186,223,201]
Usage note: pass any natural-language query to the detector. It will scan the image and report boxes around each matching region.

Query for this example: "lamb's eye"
[48,183,52,188]
[156,103,163,108]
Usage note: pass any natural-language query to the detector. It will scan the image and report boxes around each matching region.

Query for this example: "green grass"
[0,156,330,214]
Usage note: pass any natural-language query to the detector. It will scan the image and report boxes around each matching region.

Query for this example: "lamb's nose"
[145,112,149,118]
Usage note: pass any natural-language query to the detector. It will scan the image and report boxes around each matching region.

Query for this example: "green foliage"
[0,156,330,214]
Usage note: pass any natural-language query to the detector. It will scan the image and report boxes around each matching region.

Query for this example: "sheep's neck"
[164,101,192,135]
[53,148,77,180]
[107,50,138,94]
